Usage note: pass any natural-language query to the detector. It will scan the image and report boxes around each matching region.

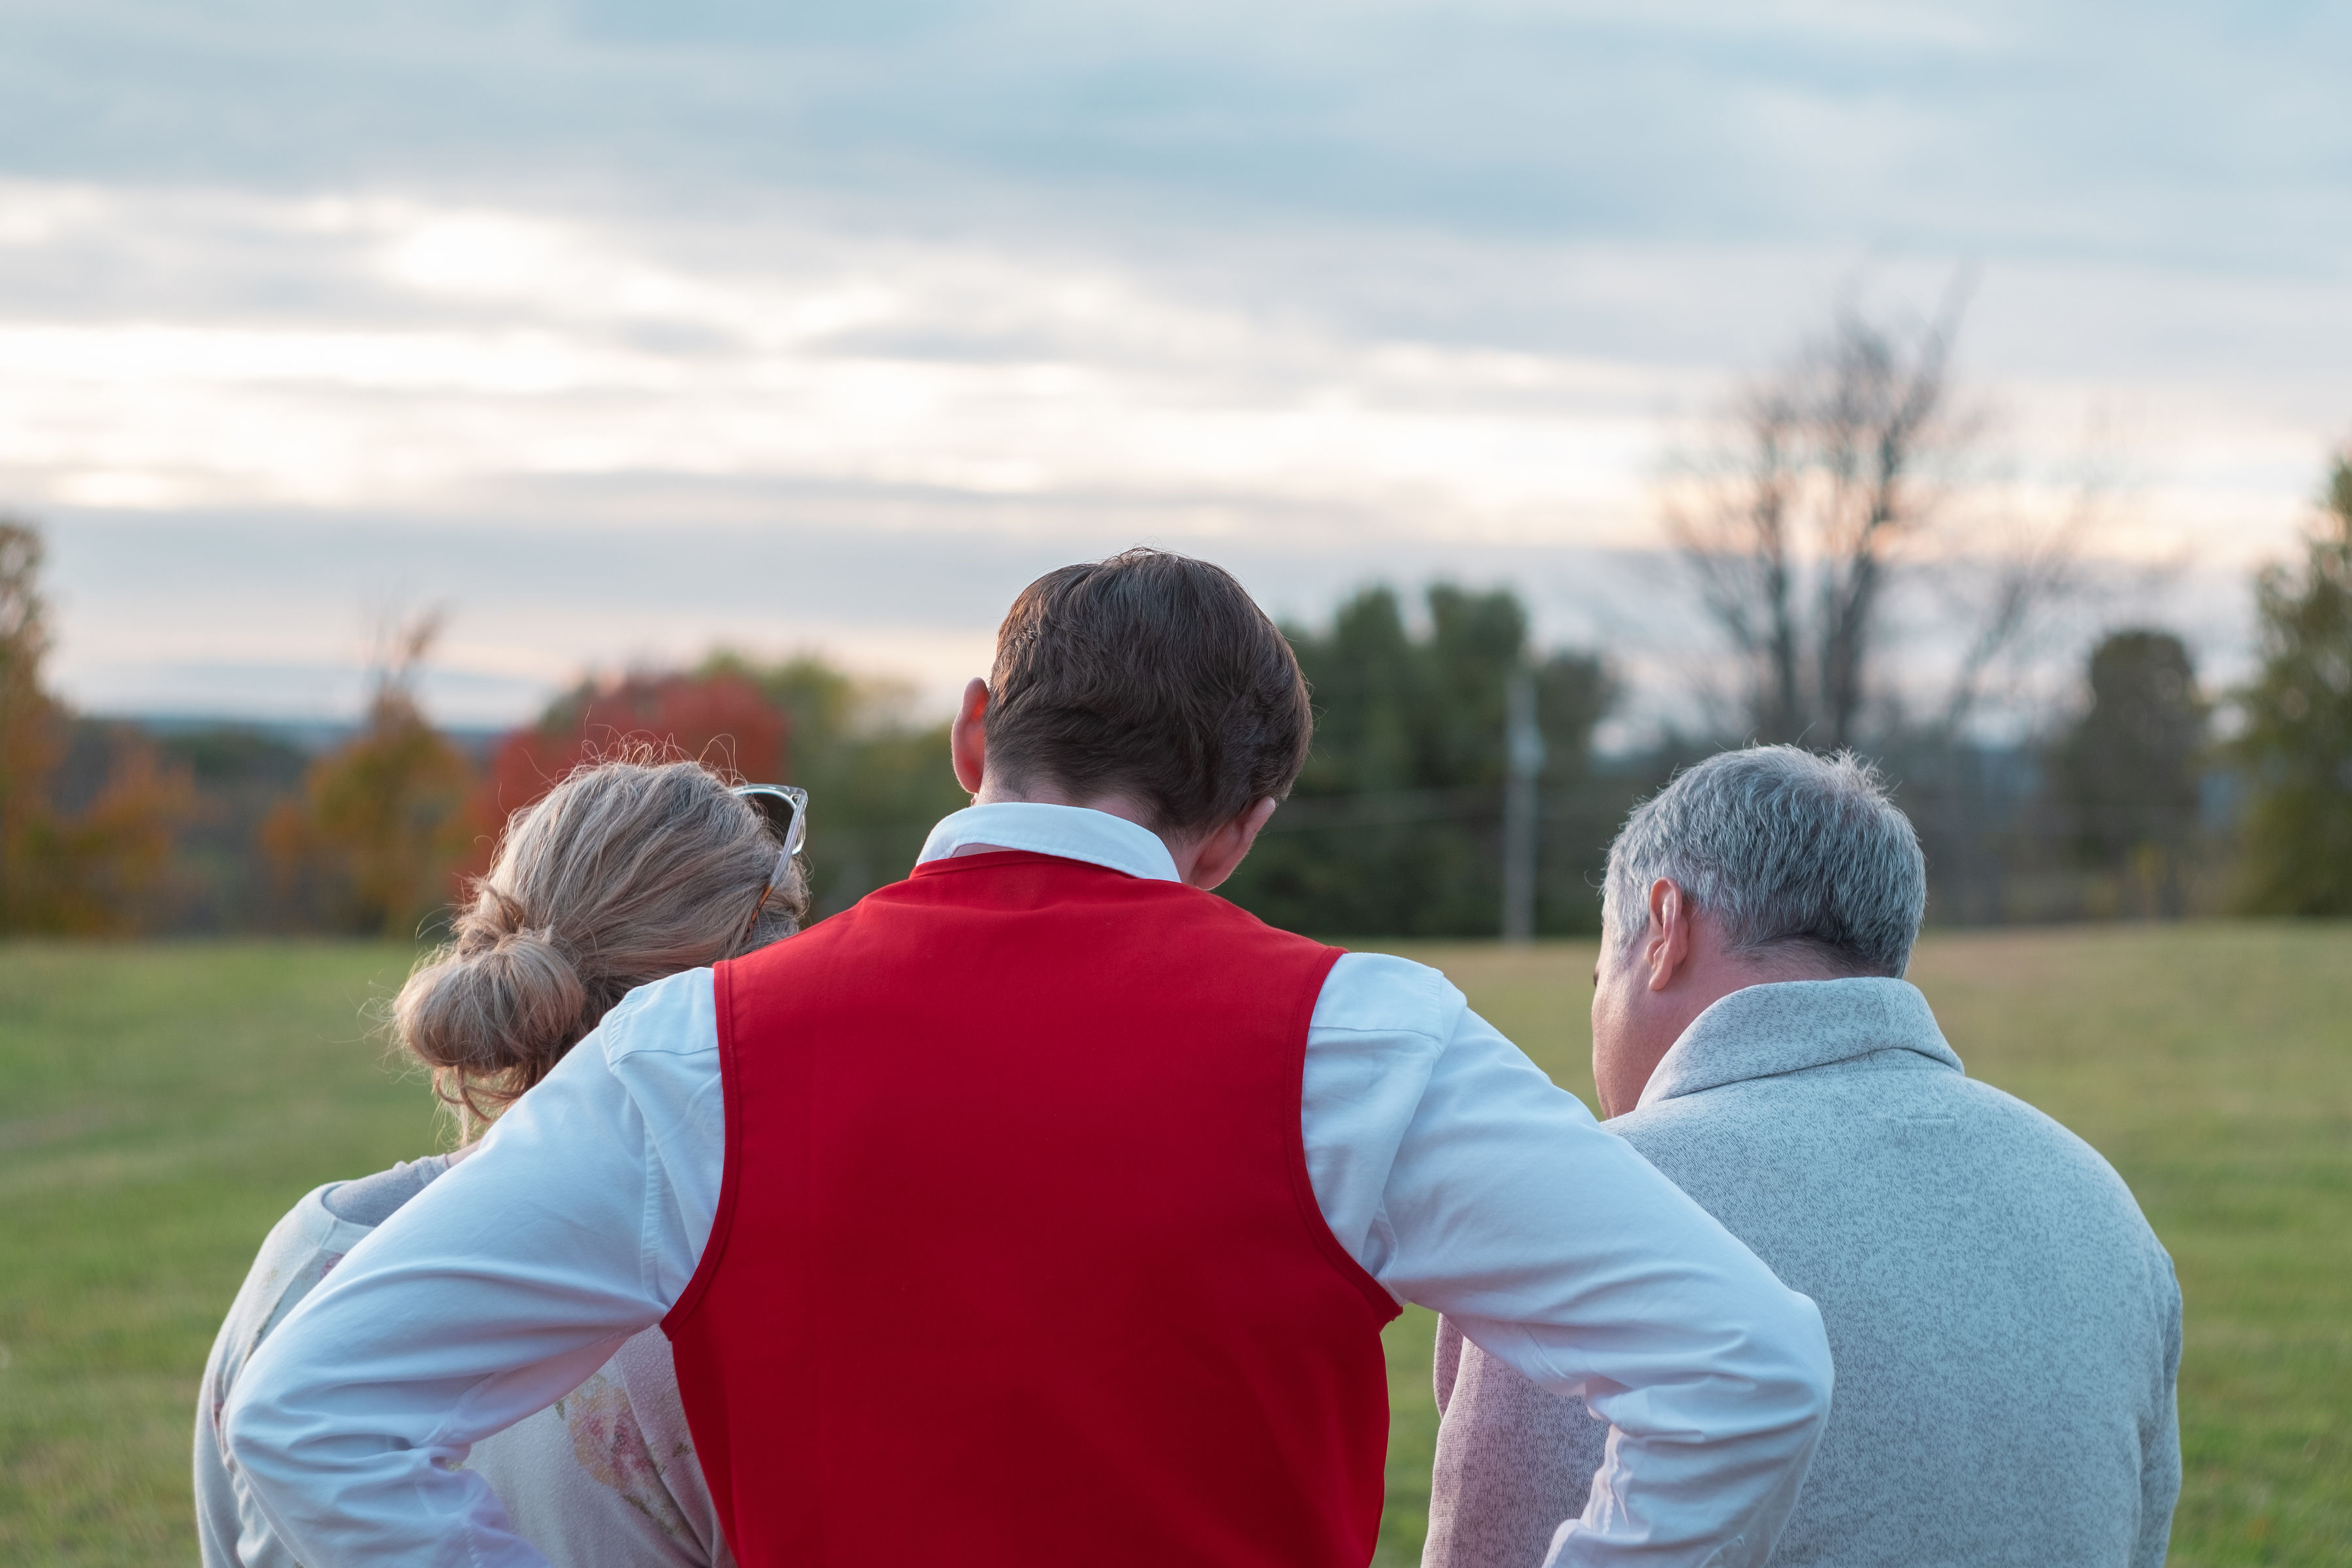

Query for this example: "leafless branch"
[1665,284,1970,749]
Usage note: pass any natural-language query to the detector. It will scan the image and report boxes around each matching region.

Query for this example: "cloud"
[3,1,2345,261]
[0,184,1690,527]
[0,0,2344,725]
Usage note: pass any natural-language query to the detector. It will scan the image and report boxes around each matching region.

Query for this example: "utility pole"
[1501,666,1544,943]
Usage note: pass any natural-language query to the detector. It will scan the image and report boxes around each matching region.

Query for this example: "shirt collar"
[915,802,1181,883]
[1638,977,1965,1110]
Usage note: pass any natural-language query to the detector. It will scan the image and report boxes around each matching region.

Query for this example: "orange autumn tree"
[0,521,58,921]
[466,670,791,875]
[264,614,477,937]
[0,519,190,933]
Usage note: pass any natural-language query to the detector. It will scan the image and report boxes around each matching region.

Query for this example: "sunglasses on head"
[730,783,808,927]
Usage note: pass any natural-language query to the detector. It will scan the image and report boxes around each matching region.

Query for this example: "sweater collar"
[1637,977,1964,1110]
[915,802,1181,883]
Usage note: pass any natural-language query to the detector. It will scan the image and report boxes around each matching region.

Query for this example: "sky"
[2,0,2345,732]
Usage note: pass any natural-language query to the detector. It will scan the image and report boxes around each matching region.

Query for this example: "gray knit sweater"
[1426,978,2181,1568]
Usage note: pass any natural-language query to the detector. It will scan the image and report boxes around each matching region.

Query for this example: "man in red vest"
[230,549,1833,1568]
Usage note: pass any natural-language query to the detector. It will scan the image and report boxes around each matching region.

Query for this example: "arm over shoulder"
[1305,953,1832,1568]
[223,970,725,1568]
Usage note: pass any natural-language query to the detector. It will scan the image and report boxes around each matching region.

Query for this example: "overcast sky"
[3,0,2345,728]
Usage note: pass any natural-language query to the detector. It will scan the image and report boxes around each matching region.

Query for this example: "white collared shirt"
[227,804,1831,1568]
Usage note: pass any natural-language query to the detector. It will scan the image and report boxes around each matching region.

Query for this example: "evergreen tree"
[1220,585,1616,937]
[2051,629,2206,917]
[2237,458,2352,914]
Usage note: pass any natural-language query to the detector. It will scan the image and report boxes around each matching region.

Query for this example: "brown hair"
[984,547,1312,837]
[392,756,806,1134]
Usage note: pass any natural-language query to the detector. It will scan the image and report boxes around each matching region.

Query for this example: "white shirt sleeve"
[230,950,1827,1568]
[224,970,725,1568]
[1303,953,1832,1568]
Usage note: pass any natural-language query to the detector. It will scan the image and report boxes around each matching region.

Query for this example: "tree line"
[0,561,1631,940]
[0,454,2347,939]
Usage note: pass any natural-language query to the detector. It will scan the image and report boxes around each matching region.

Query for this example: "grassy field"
[3,927,2347,1565]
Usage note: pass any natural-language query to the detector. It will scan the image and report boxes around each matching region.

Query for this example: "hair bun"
[393,923,587,1124]
[389,757,798,1135]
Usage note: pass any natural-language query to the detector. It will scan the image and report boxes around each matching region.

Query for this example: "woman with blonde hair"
[195,756,806,1568]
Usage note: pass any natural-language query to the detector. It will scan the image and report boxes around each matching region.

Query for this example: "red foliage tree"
[467,672,791,872]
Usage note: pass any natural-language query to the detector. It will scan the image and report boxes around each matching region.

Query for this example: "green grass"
[0,942,438,1565]
[3,928,2347,1565]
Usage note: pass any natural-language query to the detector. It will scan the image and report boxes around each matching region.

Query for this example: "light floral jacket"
[196,1175,732,1568]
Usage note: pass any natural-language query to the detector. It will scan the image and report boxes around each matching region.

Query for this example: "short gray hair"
[1603,745,1927,977]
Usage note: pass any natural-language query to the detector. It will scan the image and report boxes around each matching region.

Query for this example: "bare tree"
[1921,485,2104,739]
[368,605,448,708]
[1663,278,2123,763]
[1665,292,1974,750]
[1662,291,2151,925]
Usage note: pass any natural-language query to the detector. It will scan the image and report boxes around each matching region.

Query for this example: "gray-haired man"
[1426,746,2181,1568]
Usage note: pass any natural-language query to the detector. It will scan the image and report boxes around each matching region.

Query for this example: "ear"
[1644,877,1695,993]
[950,678,989,795]
[1181,797,1281,890]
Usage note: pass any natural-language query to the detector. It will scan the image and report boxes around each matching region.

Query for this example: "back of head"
[985,547,1312,836]
[1605,745,1927,977]
[393,756,807,1132]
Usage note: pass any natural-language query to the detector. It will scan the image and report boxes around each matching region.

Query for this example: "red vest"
[664,852,1399,1567]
